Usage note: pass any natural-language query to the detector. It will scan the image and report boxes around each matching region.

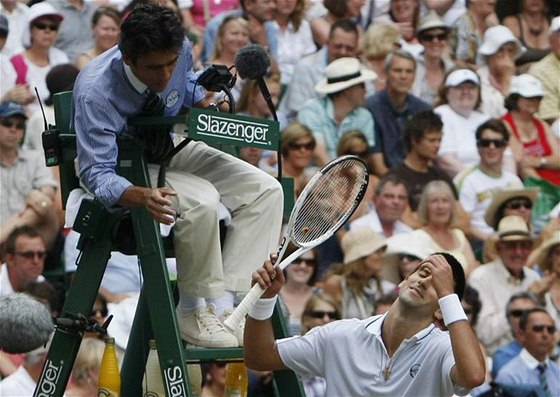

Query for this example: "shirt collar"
[364,313,436,342]
[519,348,550,370]
[123,63,148,95]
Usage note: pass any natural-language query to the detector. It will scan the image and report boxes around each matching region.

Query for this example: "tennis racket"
[224,155,369,331]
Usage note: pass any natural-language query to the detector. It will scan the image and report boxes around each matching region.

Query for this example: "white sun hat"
[315,57,377,95]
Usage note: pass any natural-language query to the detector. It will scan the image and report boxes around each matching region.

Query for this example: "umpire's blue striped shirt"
[72,40,205,208]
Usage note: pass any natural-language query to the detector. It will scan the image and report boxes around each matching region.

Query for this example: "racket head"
[285,155,369,249]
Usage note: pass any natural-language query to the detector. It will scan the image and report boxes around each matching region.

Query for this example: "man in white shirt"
[0,226,46,297]
[469,215,541,355]
[351,174,412,238]
[244,252,486,396]
[454,119,523,242]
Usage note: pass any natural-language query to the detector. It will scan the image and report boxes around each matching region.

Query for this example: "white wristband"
[248,296,278,320]
[438,294,467,326]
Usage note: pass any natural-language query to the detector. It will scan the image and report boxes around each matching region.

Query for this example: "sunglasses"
[91,307,109,317]
[288,141,314,151]
[292,258,317,267]
[531,325,556,334]
[477,138,507,148]
[307,310,339,319]
[399,254,421,262]
[508,309,530,318]
[505,199,533,210]
[420,33,448,42]
[1,119,25,129]
[15,251,47,259]
[32,21,60,31]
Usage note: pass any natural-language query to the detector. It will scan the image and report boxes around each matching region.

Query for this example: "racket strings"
[292,160,367,245]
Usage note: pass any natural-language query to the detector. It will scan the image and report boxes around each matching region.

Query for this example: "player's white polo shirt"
[277,314,470,397]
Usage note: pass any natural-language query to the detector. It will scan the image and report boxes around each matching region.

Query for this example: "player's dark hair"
[119,4,185,64]
[434,252,466,300]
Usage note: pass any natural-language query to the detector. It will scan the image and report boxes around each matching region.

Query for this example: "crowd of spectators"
[1,0,560,395]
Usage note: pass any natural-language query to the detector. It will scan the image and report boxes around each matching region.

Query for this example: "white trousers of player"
[148,140,283,298]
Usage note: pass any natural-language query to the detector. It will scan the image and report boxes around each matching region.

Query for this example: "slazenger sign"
[188,108,279,150]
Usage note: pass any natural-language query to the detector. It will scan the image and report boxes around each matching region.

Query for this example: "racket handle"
[223,283,266,331]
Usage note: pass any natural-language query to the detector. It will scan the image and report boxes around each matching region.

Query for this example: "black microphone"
[0,293,54,354]
[235,44,276,121]
[235,44,282,179]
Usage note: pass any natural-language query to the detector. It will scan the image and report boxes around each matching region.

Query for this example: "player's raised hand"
[423,254,455,299]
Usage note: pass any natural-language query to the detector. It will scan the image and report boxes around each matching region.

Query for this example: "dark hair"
[462,286,481,326]
[519,307,550,331]
[403,110,443,153]
[504,93,521,111]
[375,174,407,196]
[119,4,185,64]
[324,0,348,18]
[23,280,59,314]
[475,118,510,142]
[45,63,80,106]
[5,226,44,254]
[329,18,359,39]
[434,252,466,300]
[505,291,539,319]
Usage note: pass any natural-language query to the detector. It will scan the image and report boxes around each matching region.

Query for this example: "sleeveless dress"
[502,112,560,186]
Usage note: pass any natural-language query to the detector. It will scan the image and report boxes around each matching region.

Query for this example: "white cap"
[509,74,545,98]
[550,16,560,35]
[479,25,525,58]
[445,69,480,87]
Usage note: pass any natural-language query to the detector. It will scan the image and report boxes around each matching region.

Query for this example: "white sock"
[178,294,205,316]
[206,291,235,317]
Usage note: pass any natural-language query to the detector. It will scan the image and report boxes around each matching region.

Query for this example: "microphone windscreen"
[0,293,54,354]
[235,44,271,80]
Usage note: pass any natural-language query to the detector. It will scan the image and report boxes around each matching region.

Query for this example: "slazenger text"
[196,113,269,144]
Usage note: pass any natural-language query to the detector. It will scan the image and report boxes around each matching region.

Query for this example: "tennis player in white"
[244,252,486,396]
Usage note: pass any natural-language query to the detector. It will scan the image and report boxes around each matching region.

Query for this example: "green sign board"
[188,108,279,150]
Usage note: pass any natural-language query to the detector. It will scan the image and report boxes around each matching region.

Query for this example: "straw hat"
[528,231,560,272]
[484,188,539,229]
[478,25,525,58]
[416,10,449,36]
[315,57,377,95]
[381,232,431,284]
[496,215,533,242]
[341,226,386,265]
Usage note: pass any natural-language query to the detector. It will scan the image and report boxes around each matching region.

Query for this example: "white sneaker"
[178,305,238,348]
[221,309,245,347]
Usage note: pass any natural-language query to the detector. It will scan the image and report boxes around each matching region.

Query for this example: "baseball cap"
[0,101,28,119]
[478,25,525,58]
[444,69,480,87]
[509,74,545,98]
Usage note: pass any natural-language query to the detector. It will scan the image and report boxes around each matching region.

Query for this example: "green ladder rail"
[33,91,303,397]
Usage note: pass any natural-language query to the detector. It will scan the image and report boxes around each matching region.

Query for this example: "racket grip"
[223,283,266,331]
